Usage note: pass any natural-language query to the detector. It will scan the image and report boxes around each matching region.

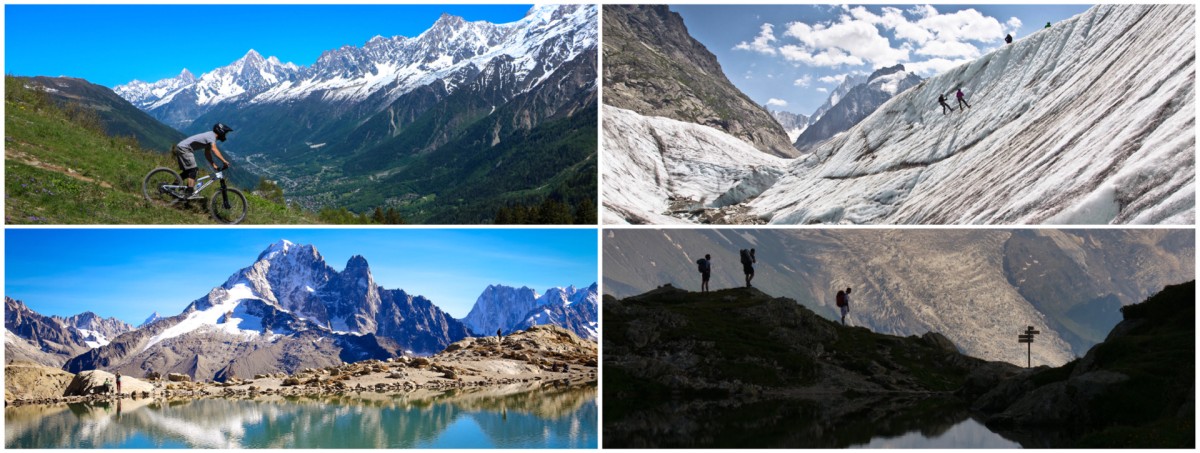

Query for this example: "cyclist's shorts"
[172,145,198,171]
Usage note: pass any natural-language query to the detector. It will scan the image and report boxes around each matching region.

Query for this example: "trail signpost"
[1018,325,1040,368]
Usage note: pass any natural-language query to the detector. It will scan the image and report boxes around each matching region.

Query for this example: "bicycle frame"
[159,171,225,197]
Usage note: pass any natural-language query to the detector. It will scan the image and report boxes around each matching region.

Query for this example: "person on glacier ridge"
[938,94,953,114]
[956,88,972,110]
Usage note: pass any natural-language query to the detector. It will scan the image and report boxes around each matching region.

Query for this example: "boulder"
[64,370,155,396]
[167,373,191,382]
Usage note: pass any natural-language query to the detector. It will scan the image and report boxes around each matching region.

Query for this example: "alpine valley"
[601,4,1194,225]
[6,240,598,382]
[112,4,598,223]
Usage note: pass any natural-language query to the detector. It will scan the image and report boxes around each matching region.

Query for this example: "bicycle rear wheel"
[209,187,248,224]
[142,167,183,206]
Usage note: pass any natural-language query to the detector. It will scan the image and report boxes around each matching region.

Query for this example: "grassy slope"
[5,79,318,225]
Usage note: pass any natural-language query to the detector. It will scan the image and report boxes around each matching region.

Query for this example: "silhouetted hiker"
[497,328,503,343]
[697,254,712,292]
[740,248,756,287]
[956,89,971,109]
[1045,21,1051,29]
[116,372,122,395]
[1005,34,1013,44]
[836,289,848,325]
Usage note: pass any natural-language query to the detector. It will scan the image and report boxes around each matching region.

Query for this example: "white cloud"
[1006,17,1023,34]
[904,57,971,77]
[793,74,813,87]
[766,98,789,107]
[783,19,909,68]
[818,74,848,84]
[734,23,778,55]
[817,87,829,93]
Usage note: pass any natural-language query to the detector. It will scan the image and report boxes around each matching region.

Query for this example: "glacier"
[602,4,1194,225]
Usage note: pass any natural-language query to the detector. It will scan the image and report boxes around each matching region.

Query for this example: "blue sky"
[4,4,532,88]
[6,228,598,324]
[673,4,1092,116]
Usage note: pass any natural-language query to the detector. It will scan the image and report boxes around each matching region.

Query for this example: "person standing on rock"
[836,288,850,325]
[698,254,713,292]
[116,372,122,395]
[497,328,503,344]
[740,248,756,288]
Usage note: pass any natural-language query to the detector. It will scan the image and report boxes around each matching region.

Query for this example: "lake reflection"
[850,417,1020,449]
[6,382,596,449]
[604,394,1021,448]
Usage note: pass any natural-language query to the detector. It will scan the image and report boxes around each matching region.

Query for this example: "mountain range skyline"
[6,229,598,324]
[4,4,534,87]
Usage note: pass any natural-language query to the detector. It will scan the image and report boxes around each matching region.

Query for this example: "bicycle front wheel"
[209,187,248,224]
[142,167,183,206]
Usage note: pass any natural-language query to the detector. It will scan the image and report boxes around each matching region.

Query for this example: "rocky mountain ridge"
[602,5,797,158]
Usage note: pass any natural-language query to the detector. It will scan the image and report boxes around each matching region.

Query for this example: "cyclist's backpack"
[697,259,706,273]
[836,290,847,307]
[740,249,750,265]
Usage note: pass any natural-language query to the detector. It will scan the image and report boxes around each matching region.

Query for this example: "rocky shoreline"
[7,325,597,407]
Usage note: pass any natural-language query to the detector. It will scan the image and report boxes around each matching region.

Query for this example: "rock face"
[4,297,90,366]
[974,281,1194,447]
[4,362,75,402]
[792,64,922,151]
[602,5,797,158]
[768,109,810,142]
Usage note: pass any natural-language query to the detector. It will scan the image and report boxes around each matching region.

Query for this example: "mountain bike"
[142,165,248,224]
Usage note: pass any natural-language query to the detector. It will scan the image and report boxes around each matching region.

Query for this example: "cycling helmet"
[213,123,234,142]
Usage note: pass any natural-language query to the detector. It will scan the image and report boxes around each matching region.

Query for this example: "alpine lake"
[5,382,597,449]
[604,393,1077,448]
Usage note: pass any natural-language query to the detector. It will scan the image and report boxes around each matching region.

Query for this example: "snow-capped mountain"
[64,240,475,380]
[140,311,163,328]
[808,72,869,126]
[603,228,1194,366]
[115,5,596,130]
[113,5,598,218]
[768,109,810,143]
[461,283,598,340]
[604,4,1193,225]
[52,312,134,348]
[513,284,598,340]
[793,65,922,151]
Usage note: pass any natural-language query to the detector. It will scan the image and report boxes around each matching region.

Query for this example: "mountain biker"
[172,123,233,197]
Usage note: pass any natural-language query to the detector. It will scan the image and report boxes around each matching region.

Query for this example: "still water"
[605,394,1024,448]
[6,383,596,449]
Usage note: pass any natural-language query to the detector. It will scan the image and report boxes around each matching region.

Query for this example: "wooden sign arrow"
[1018,339,1033,343]
[1025,330,1041,335]
[1018,335,1034,340]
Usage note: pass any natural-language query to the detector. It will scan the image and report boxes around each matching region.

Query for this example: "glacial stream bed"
[6,382,597,449]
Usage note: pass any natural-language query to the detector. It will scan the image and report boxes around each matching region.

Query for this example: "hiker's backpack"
[836,290,847,307]
[696,258,706,273]
[740,249,750,265]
